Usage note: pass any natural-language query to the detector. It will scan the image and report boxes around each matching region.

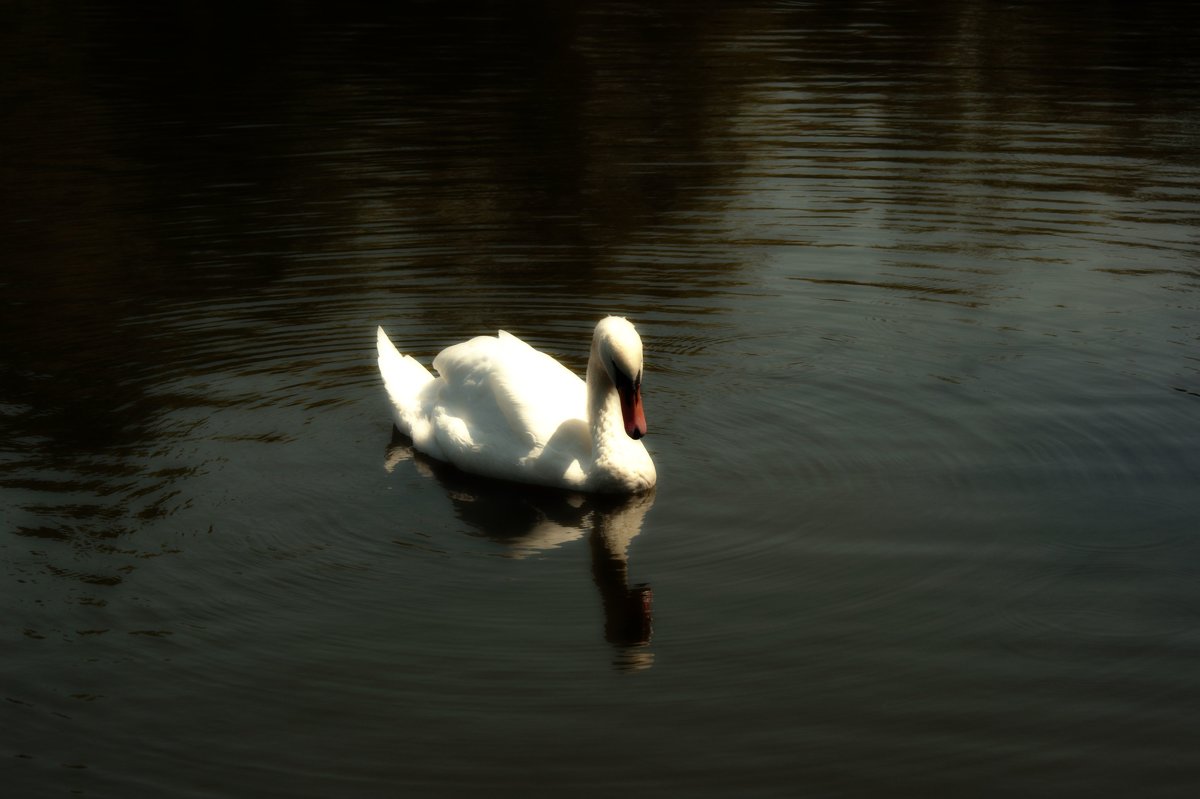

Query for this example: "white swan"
[376,317,657,493]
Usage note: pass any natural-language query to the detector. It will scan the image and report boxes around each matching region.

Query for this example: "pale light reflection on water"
[3,2,1200,796]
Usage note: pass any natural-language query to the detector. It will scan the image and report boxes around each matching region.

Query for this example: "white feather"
[375,318,656,493]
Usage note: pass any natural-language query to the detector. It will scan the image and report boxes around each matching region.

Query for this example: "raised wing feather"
[376,326,445,459]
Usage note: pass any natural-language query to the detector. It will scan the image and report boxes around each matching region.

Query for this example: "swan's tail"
[376,326,435,438]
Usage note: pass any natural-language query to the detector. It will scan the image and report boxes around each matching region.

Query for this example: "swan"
[376,316,656,493]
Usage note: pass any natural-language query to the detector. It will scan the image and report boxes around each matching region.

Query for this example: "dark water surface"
[4,2,1200,796]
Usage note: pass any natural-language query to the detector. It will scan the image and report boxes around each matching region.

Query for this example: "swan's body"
[376,317,656,493]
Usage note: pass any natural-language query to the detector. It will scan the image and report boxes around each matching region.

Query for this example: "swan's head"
[594,316,648,440]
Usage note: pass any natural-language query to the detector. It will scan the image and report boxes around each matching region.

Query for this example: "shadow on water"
[384,429,656,672]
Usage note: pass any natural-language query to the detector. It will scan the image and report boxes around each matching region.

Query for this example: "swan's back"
[378,327,589,484]
[434,328,588,453]
[433,331,585,450]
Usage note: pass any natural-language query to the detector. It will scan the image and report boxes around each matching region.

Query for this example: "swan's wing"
[432,330,586,453]
[492,330,588,446]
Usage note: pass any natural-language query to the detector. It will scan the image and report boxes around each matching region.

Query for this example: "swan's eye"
[610,358,634,393]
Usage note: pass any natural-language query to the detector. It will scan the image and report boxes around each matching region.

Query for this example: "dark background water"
[4,2,1200,796]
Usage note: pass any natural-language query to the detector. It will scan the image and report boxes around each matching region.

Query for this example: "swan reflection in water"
[385,432,656,671]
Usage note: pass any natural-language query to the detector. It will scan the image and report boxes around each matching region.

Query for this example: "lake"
[4,2,1200,796]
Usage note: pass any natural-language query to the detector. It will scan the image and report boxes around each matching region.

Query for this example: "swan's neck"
[586,351,627,463]
[582,342,656,493]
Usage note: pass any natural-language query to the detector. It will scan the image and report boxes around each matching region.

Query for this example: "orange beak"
[619,385,647,440]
